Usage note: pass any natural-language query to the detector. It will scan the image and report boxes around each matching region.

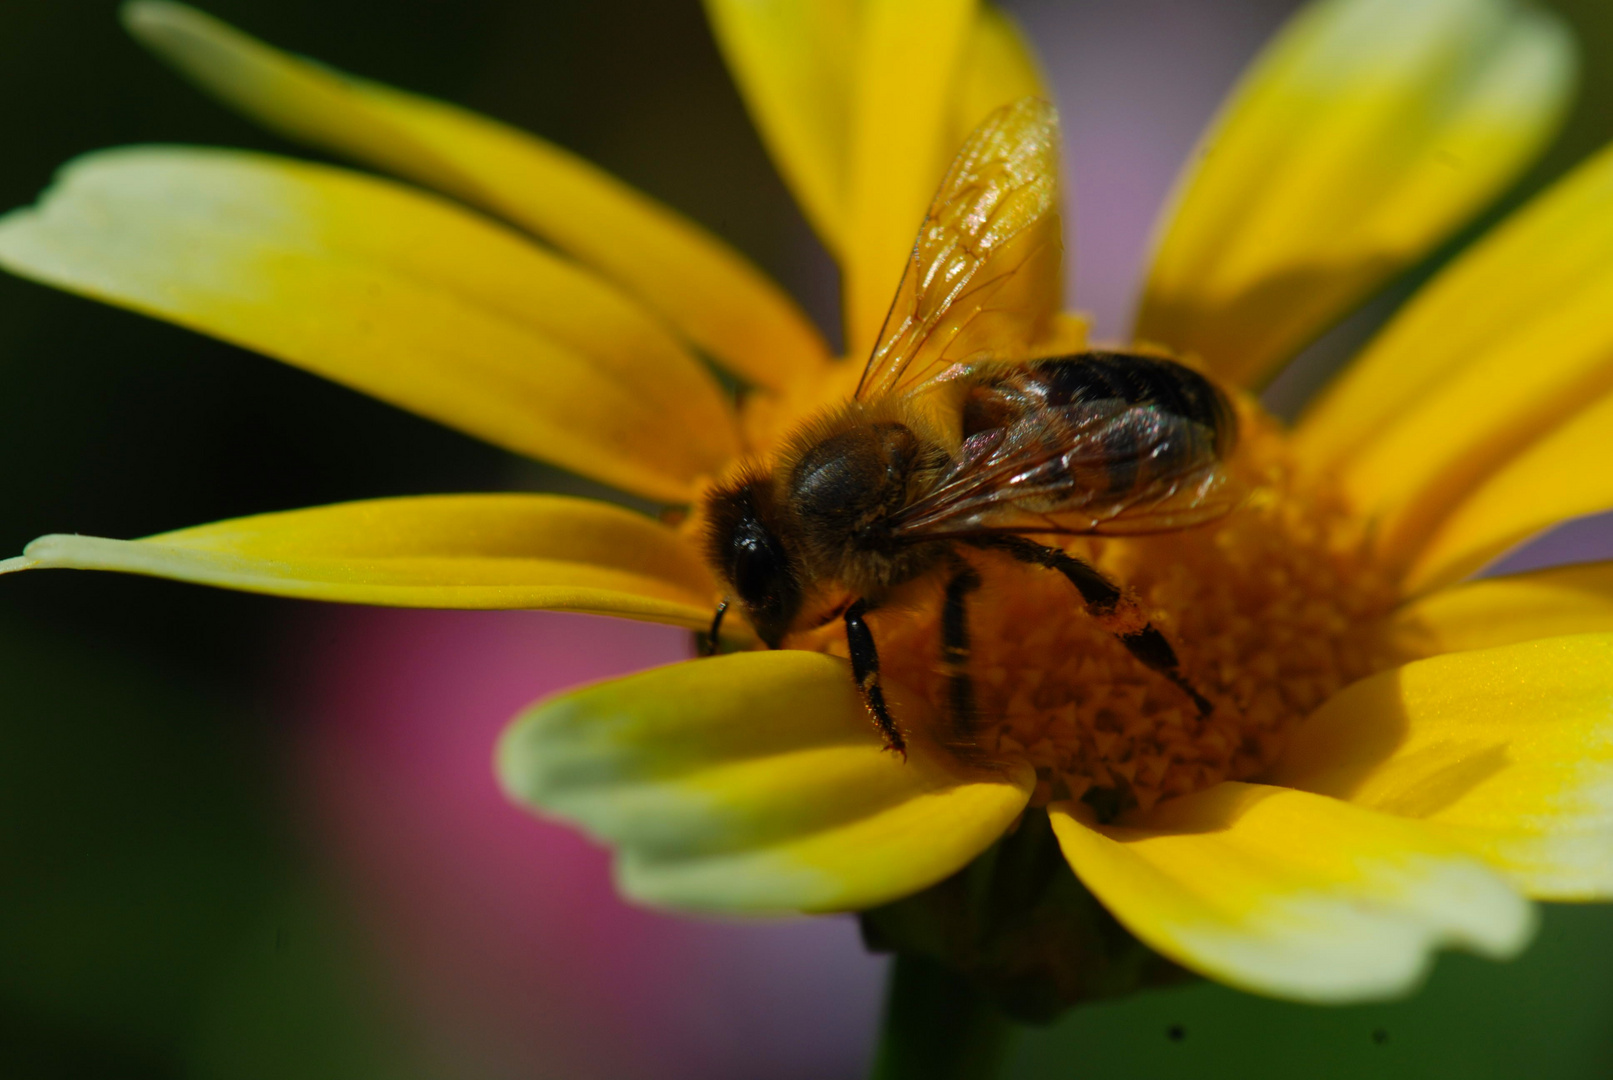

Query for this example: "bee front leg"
[701,599,729,657]
[844,599,906,757]
[964,535,1213,716]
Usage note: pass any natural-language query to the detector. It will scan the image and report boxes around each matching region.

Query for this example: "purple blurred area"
[1017,0,1297,338]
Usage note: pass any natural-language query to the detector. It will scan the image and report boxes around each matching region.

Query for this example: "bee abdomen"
[1026,351,1237,458]
[931,350,1241,530]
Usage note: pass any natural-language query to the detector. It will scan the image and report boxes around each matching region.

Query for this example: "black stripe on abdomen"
[1032,351,1235,455]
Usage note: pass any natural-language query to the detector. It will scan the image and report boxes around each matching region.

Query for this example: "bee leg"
[844,599,906,757]
[941,561,983,740]
[964,535,1213,716]
[701,599,729,657]
[1119,623,1216,716]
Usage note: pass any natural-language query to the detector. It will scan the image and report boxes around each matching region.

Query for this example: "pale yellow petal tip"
[1184,907,1537,1005]
[120,2,270,87]
[491,702,552,807]
[5,534,141,576]
[121,1,208,36]
[496,652,1035,915]
[1225,871,1538,1005]
[0,555,39,576]
[1052,786,1537,1003]
[1518,6,1581,107]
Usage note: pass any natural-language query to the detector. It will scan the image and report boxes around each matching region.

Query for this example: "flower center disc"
[847,401,1398,814]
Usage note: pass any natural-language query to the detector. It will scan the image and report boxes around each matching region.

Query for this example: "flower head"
[2,0,1611,1007]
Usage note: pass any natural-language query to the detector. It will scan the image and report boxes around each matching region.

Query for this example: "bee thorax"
[786,422,942,590]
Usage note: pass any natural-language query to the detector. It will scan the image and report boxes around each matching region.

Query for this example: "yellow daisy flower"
[0,0,1608,1013]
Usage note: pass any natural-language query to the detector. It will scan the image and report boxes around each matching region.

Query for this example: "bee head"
[703,473,802,649]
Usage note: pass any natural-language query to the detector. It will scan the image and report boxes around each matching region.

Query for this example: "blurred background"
[0,1,1611,1077]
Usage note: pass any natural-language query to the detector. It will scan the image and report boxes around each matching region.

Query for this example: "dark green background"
[0,2,1609,1077]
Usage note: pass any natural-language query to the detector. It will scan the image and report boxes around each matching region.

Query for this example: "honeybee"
[703,98,1240,755]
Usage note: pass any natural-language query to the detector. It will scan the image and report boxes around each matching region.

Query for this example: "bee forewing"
[889,353,1245,540]
[855,97,1064,403]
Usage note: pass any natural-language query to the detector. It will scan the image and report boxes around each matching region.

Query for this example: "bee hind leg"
[963,535,1213,716]
[844,599,906,757]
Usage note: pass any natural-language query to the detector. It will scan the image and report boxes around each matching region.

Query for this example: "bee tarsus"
[1118,626,1215,715]
[844,598,905,757]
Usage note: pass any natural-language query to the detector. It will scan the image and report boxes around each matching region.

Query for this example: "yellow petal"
[702,1,1042,270]
[1392,562,1613,656]
[1271,635,1613,900]
[1297,142,1613,473]
[843,0,978,359]
[0,147,737,503]
[1049,783,1532,1002]
[121,1,829,390]
[702,0,856,256]
[0,495,719,626]
[1404,388,1613,593]
[1299,143,1613,570]
[497,650,1034,914]
[950,7,1048,152]
[1135,0,1574,387]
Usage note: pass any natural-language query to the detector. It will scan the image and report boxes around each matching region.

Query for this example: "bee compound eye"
[727,519,800,648]
[704,477,802,648]
[730,526,787,606]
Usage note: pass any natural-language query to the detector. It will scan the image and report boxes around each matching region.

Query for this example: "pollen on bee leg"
[1091,597,1150,637]
[864,404,1403,814]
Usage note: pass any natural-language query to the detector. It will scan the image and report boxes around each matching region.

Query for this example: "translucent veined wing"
[891,409,1241,537]
[854,97,1063,403]
[889,353,1244,538]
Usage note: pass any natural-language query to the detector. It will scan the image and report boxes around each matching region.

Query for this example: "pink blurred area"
[285,608,885,1080]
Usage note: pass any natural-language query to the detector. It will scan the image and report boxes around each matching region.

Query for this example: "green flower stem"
[869,953,1014,1080]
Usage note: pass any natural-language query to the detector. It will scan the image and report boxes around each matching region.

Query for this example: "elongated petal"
[0,495,719,625]
[702,0,856,256]
[0,148,737,503]
[1298,143,1613,569]
[1392,562,1613,655]
[843,0,978,358]
[1297,142,1613,470]
[1136,0,1574,387]
[122,1,828,390]
[1049,783,1531,1001]
[1405,388,1613,593]
[703,1,1041,271]
[497,651,1034,914]
[1271,635,1613,899]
